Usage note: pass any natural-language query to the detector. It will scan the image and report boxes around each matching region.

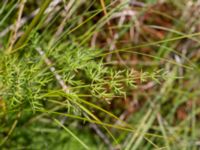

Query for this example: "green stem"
[14,0,52,50]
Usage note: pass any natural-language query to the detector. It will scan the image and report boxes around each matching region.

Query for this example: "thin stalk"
[13,0,52,50]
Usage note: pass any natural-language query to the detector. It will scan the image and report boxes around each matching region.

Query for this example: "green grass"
[0,0,200,149]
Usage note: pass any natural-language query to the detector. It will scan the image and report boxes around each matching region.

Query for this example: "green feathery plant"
[0,0,199,150]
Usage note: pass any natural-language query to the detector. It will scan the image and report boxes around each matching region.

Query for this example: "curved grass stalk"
[100,50,194,70]
[37,108,168,139]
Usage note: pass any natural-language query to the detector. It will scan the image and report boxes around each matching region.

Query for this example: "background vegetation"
[0,0,200,149]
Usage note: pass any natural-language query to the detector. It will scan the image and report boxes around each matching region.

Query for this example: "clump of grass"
[0,0,200,149]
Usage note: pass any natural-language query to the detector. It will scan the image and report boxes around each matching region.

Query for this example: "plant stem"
[13,0,52,50]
